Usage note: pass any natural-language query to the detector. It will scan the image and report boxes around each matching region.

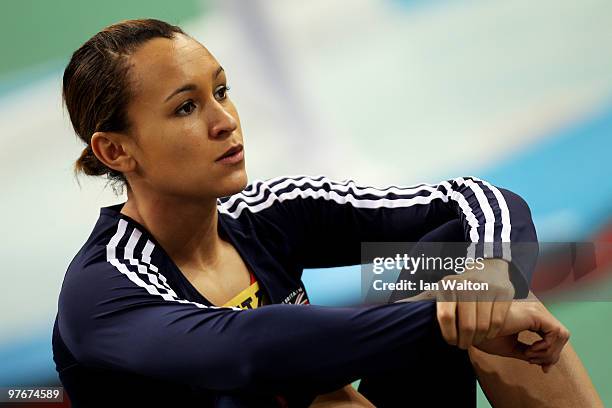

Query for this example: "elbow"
[499,187,538,243]
[499,188,532,214]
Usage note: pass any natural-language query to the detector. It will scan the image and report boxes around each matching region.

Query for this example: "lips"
[216,144,243,161]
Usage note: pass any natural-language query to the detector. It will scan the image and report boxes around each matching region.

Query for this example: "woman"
[53,19,569,407]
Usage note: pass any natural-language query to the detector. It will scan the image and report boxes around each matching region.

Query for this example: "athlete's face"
[124,34,247,199]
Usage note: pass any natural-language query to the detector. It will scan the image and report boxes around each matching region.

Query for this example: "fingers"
[474,301,492,345]
[471,297,571,372]
[438,263,514,347]
[518,308,571,371]
[457,301,477,349]
[507,336,531,361]
[527,338,549,352]
[473,333,534,363]
[436,292,457,346]
[525,327,570,368]
[527,357,552,373]
[486,298,510,340]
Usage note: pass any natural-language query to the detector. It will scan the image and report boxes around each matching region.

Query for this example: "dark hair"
[63,18,185,187]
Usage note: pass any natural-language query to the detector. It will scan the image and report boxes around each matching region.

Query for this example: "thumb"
[476,334,531,361]
[507,337,532,361]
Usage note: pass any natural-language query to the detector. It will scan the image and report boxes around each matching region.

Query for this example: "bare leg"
[470,329,603,407]
[309,384,375,407]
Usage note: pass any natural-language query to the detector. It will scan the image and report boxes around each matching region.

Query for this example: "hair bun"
[75,145,107,176]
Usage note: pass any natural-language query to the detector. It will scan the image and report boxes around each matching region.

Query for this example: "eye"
[214,85,230,101]
[175,100,196,116]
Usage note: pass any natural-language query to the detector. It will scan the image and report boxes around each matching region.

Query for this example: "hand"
[398,259,515,349]
[475,297,570,373]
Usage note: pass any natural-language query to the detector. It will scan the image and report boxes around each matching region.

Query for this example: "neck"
[120,187,221,270]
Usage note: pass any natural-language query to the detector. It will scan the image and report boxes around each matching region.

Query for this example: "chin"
[216,169,248,197]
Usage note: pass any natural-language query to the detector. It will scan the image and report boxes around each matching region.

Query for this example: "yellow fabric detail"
[222,280,266,309]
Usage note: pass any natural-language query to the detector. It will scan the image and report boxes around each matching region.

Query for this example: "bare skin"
[396,295,572,371]
[472,337,603,408]
[313,297,598,408]
[426,258,517,349]
[470,294,603,408]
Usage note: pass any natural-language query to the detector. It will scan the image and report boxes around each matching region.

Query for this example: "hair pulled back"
[63,18,185,185]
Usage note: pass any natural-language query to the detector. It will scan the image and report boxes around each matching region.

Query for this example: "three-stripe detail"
[218,175,512,261]
[106,219,241,311]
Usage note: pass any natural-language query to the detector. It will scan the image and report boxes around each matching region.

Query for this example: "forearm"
[231,302,437,393]
[67,300,439,394]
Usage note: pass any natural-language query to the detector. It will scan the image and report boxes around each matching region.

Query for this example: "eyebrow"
[164,66,225,102]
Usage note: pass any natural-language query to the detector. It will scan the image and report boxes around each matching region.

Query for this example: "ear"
[90,131,136,174]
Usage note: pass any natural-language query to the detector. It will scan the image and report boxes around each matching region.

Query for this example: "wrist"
[499,301,538,336]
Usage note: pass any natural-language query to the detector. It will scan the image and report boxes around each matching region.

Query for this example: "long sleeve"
[218,175,538,297]
[57,259,438,395]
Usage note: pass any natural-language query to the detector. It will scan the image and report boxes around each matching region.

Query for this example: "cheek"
[159,121,210,160]
[137,123,211,179]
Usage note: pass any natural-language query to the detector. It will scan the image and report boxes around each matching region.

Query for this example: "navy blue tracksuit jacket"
[52,175,538,406]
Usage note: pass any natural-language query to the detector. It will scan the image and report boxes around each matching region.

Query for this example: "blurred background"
[1,0,610,406]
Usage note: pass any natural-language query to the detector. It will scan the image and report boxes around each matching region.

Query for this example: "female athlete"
[53,18,573,407]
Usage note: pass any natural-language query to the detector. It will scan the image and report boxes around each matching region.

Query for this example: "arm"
[222,175,539,350]
[219,175,538,297]
[59,259,570,396]
[58,260,440,395]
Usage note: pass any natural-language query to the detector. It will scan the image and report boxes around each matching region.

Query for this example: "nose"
[207,100,238,140]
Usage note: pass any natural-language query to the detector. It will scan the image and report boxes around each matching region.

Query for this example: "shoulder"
[58,212,169,319]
